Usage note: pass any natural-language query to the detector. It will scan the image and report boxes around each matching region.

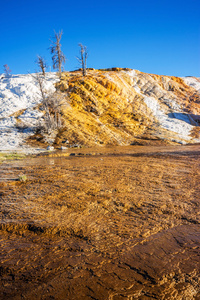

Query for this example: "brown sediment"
[134,71,200,115]
[53,70,149,147]
[0,145,199,299]
[23,70,200,149]
[53,70,200,146]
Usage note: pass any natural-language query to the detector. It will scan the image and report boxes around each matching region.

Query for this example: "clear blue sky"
[0,0,199,76]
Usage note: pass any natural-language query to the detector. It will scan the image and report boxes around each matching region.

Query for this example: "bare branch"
[76,43,88,76]
[49,30,66,78]
[35,56,47,77]
[30,72,64,134]
[3,64,12,76]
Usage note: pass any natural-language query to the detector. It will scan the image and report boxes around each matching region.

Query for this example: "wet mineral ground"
[0,145,200,300]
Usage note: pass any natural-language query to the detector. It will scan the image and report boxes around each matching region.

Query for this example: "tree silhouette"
[36,56,47,76]
[3,64,12,76]
[76,43,88,76]
[49,30,66,78]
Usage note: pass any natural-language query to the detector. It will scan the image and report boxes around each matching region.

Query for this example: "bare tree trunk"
[77,43,88,77]
[36,56,47,77]
[31,72,64,134]
[49,31,66,79]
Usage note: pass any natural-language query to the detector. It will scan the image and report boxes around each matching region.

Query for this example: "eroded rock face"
[53,69,200,147]
[1,70,199,151]
[0,145,199,299]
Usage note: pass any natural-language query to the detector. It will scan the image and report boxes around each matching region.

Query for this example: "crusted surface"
[52,69,200,147]
[0,145,199,299]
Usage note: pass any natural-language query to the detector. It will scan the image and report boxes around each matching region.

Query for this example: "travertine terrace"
[54,68,200,146]
[0,145,200,299]
[0,69,200,299]
[0,69,200,151]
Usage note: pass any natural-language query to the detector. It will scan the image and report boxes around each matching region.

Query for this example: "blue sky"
[0,0,199,76]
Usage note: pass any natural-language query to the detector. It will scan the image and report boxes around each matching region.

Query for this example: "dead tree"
[31,72,64,134]
[31,72,51,132]
[3,64,12,76]
[36,56,47,76]
[49,30,66,78]
[31,72,46,101]
[76,43,88,76]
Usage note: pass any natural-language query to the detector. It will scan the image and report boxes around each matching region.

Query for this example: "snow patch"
[0,73,59,151]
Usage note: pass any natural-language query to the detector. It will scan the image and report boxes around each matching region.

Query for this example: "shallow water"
[0,145,200,299]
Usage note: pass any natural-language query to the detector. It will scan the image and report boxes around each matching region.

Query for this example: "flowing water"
[0,145,200,299]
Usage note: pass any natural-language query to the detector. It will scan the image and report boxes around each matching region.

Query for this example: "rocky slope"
[0,72,59,152]
[53,68,200,147]
[0,69,200,151]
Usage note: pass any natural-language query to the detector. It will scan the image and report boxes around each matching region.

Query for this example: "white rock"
[47,146,54,151]
[0,73,59,151]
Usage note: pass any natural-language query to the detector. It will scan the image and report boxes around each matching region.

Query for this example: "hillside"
[0,69,200,151]
[0,69,200,299]
[0,72,58,152]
